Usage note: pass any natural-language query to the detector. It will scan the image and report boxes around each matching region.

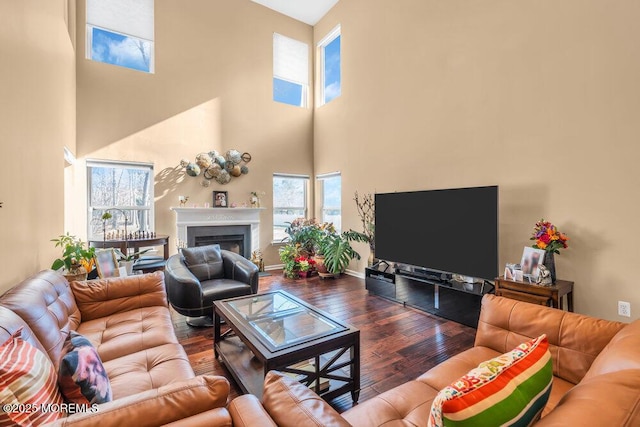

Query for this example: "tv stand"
[365,264,494,328]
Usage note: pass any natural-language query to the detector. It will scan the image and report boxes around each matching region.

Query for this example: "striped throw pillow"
[0,328,65,427]
[428,334,552,427]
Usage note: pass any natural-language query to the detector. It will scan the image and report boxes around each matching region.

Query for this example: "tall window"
[86,0,154,73]
[273,174,309,241]
[318,172,342,230]
[87,160,154,239]
[273,33,309,107]
[318,25,341,105]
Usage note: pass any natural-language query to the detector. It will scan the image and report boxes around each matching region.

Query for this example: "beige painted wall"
[74,0,314,266]
[0,0,76,293]
[314,0,640,320]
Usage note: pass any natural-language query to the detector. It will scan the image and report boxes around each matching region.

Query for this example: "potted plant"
[51,233,96,281]
[113,248,152,275]
[279,243,302,279]
[295,255,316,278]
[283,218,324,256]
[315,230,369,278]
[354,191,375,266]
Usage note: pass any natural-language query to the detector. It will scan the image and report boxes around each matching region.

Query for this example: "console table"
[89,235,170,260]
[494,276,574,312]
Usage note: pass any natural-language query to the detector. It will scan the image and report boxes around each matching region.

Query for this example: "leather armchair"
[164,244,259,326]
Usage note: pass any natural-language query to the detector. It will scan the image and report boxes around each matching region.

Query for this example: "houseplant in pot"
[51,233,96,281]
[315,229,369,278]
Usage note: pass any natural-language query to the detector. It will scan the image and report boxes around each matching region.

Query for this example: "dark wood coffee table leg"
[351,338,361,403]
[214,310,221,359]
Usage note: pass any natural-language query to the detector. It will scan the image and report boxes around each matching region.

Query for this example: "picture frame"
[94,249,120,279]
[520,247,545,281]
[213,191,228,208]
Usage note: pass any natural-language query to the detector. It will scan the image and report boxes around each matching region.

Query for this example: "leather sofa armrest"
[162,408,232,427]
[260,371,352,427]
[228,395,277,427]
[43,375,230,427]
[164,254,204,310]
[221,250,259,294]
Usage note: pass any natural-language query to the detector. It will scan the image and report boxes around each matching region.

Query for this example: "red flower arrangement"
[295,256,316,272]
[530,219,569,254]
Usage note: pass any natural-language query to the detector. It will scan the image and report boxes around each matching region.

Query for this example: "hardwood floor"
[171,271,477,412]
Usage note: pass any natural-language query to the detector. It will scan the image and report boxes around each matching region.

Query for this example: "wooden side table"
[494,276,574,312]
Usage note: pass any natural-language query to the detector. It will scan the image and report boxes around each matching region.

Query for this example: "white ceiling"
[250,0,339,26]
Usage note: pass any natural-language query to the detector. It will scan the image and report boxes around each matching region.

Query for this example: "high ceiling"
[250,0,339,26]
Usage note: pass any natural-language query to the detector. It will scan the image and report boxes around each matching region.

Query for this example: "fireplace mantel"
[170,207,264,253]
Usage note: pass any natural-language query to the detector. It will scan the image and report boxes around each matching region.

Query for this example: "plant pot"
[543,252,556,283]
[313,255,339,279]
[63,270,88,283]
[299,271,310,278]
[120,260,134,276]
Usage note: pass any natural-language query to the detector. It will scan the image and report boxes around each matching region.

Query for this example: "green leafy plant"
[315,230,369,274]
[51,233,95,274]
[279,243,302,279]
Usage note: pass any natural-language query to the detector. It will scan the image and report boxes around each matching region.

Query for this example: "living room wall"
[314,0,640,320]
[74,0,313,266]
[0,0,76,293]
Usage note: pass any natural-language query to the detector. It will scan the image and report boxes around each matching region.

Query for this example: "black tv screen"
[375,186,498,280]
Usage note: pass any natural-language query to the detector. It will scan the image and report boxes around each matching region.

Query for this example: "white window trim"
[317,24,341,107]
[272,173,310,243]
[317,171,341,230]
[273,33,310,108]
[87,159,155,239]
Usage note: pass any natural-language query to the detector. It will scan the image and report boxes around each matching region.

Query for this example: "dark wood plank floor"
[171,271,477,412]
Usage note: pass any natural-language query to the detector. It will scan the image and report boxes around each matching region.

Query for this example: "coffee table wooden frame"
[214,290,360,402]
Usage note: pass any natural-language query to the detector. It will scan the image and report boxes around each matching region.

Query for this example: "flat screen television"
[375,185,498,281]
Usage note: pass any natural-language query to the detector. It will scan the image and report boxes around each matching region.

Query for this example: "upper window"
[86,0,154,73]
[273,33,309,107]
[273,174,309,241]
[318,173,342,231]
[318,25,341,105]
[87,160,154,240]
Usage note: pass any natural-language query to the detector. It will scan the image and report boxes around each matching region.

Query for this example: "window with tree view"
[87,161,154,240]
[318,173,341,231]
[273,174,309,241]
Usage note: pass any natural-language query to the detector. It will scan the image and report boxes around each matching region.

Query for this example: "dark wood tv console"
[365,264,494,328]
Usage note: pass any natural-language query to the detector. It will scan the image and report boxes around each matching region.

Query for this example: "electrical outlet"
[618,301,631,317]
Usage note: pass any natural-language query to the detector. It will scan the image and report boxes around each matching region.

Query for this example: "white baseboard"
[265,264,283,271]
[264,264,365,279]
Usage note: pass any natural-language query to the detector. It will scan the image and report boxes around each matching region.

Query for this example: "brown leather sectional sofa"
[228,294,640,426]
[0,270,233,426]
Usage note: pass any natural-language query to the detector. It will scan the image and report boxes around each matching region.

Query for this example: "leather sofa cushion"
[181,245,224,281]
[71,271,168,321]
[0,270,81,371]
[262,371,351,427]
[475,294,626,384]
[44,376,231,427]
[201,278,253,304]
[535,370,640,426]
[582,319,640,381]
[76,305,178,363]
[343,379,438,427]
[104,343,195,400]
[228,395,277,427]
[0,306,48,356]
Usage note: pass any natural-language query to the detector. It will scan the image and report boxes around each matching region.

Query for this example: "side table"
[494,276,574,312]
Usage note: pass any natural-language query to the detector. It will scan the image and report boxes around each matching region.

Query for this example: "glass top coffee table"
[214,291,360,402]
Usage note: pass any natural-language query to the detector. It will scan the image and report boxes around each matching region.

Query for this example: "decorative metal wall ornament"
[179,150,251,185]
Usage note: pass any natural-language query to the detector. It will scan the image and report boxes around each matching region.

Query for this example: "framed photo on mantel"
[213,191,228,208]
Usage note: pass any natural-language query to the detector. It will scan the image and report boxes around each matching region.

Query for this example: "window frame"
[272,173,310,242]
[273,33,310,108]
[317,172,342,231]
[87,159,155,240]
[317,24,341,106]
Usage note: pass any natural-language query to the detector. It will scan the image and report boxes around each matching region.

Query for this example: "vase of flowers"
[296,256,316,278]
[530,219,569,283]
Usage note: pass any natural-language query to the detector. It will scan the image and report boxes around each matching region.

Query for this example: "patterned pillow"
[428,334,552,427]
[0,328,65,426]
[58,331,112,405]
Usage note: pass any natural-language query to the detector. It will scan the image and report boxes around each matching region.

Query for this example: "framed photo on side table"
[213,191,228,208]
[520,247,545,281]
[94,249,120,279]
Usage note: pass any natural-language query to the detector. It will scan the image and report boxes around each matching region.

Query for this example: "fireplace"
[170,207,263,258]
[187,225,251,258]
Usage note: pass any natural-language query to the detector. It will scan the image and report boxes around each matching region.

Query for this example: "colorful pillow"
[58,331,112,405]
[0,328,65,426]
[428,334,552,427]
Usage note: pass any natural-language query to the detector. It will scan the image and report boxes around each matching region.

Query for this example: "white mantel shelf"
[170,207,265,252]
